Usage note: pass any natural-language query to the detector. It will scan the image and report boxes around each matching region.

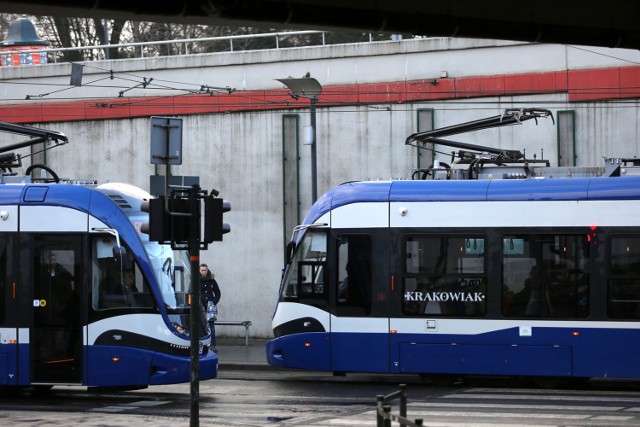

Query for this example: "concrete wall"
[1,37,639,337]
[2,38,639,101]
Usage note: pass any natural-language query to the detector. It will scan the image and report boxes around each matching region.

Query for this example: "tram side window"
[403,235,486,317]
[608,235,640,319]
[502,234,589,318]
[92,237,154,310]
[336,234,372,315]
[282,229,327,301]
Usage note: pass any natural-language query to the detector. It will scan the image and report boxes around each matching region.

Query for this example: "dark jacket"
[200,273,221,306]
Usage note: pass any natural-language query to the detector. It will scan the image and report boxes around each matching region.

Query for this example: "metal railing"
[376,384,424,427]
[50,30,327,62]
[0,30,394,65]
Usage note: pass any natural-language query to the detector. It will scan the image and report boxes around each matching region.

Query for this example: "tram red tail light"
[304,342,311,347]
[572,331,580,337]
[112,357,120,362]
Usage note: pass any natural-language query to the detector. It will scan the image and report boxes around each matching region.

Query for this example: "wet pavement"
[3,337,277,426]
[215,337,272,370]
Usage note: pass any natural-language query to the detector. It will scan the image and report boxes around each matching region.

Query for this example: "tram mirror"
[113,247,133,272]
[286,241,296,263]
[112,245,126,262]
[112,245,127,264]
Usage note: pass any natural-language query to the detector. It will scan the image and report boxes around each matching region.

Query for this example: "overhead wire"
[1,37,638,103]
[0,60,637,111]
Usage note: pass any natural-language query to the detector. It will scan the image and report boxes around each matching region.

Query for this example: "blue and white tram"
[0,180,217,389]
[267,167,640,382]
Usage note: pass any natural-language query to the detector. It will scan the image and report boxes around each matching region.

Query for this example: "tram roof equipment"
[0,120,69,182]
[405,108,640,180]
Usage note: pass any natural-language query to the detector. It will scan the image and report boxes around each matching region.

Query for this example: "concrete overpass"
[0,0,638,50]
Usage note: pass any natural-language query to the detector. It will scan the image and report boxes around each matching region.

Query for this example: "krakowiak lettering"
[404,291,485,302]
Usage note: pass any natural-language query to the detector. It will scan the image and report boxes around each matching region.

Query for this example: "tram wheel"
[31,385,54,395]
[422,374,460,386]
[532,376,567,389]
[566,377,591,387]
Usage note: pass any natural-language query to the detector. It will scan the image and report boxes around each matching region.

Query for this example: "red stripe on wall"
[1,66,638,124]
[568,68,621,101]
[620,67,640,98]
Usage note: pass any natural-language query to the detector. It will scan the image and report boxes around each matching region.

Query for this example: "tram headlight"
[172,322,190,337]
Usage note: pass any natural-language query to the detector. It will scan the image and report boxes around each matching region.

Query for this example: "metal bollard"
[376,395,384,427]
[376,384,424,427]
[399,384,407,427]
[383,404,392,427]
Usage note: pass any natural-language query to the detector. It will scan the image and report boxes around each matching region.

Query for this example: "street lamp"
[277,74,322,202]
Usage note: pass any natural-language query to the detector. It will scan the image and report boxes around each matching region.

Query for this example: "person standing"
[199,264,221,352]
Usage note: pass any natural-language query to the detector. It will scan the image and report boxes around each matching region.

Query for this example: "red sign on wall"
[0,46,47,66]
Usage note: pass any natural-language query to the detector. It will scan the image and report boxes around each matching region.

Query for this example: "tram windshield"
[127,211,192,310]
[282,229,327,300]
[144,241,192,309]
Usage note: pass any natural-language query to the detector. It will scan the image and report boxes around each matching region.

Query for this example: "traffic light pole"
[188,184,201,427]
[148,117,228,427]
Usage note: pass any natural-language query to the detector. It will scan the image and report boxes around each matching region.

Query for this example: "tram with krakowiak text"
[0,121,216,391]
[267,109,640,386]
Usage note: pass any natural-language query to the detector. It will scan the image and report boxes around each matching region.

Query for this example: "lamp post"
[277,74,322,202]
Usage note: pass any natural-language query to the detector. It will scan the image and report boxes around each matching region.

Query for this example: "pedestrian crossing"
[78,384,640,426]
[302,387,640,427]
[88,399,171,413]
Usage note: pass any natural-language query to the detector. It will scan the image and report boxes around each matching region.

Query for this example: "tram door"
[27,235,83,383]
[331,233,389,372]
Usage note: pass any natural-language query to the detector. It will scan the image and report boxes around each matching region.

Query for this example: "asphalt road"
[3,370,640,426]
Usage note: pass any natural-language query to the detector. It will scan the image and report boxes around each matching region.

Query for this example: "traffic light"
[140,198,169,242]
[142,194,226,245]
[141,197,192,243]
[204,197,231,242]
